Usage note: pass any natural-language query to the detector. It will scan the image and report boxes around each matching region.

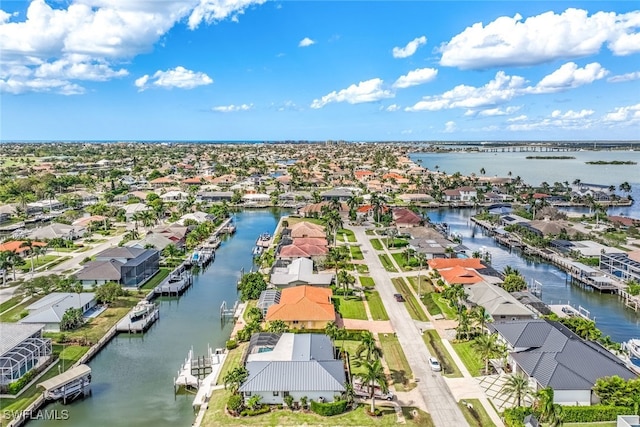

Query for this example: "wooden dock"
[154,270,193,297]
[38,364,92,404]
[115,302,159,333]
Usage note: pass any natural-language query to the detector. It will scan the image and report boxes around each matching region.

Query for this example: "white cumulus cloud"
[393,67,438,89]
[406,71,526,112]
[212,103,253,112]
[386,104,400,112]
[444,121,457,133]
[135,66,212,91]
[311,78,394,109]
[439,8,640,69]
[392,36,426,58]
[602,103,640,123]
[532,62,608,93]
[0,0,264,94]
[298,37,315,47]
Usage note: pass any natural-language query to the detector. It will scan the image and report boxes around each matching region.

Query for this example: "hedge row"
[5,369,38,395]
[310,399,348,416]
[240,406,270,416]
[503,405,635,426]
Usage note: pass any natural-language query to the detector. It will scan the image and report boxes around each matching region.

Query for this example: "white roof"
[20,293,95,325]
[270,258,334,286]
[0,323,45,356]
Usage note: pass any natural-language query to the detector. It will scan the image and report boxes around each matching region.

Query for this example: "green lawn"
[0,296,41,322]
[341,339,367,376]
[370,238,383,250]
[339,228,356,243]
[62,296,141,345]
[378,254,397,272]
[359,276,375,288]
[391,253,411,271]
[365,229,375,236]
[458,399,496,427]
[349,245,364,260]
[139,267,171,290]
[202,389,404,426]
[420,293,442,316]
[333,295,368,320]
[391,278,428,322]
[243,300,258,323]
[0,295,24,314]
[384,238,409,249]
[451,341,484,377]
[407,276,435,295]
[354,264,369,274]
[216,343,248,386]
[18,255,60,272]
[0,345,89,426]
[430,293,457,320]
[402,407,435,427]
[563,423,616,427]
[379,334,414,391]
[422,330,462,378]
[365,290,389,321]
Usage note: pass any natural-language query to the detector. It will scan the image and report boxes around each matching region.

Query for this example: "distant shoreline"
[526,156,576,160]
[586,160,637,165]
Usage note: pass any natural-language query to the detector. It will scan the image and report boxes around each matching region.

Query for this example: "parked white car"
[428,357,442,372]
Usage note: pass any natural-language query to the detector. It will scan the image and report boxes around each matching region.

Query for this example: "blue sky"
[1,0,639,141]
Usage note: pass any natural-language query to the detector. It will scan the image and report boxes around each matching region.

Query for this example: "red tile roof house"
[0,240,47,256]
[392,208,423,228]
[265,285,336,329]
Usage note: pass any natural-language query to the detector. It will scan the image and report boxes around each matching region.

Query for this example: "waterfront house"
[463,281,535,322]
[196,191,233,202]
[443,186,478,202]
[68,190,99,207]
[321,187,358,201]
[270,258,334,288]
[149,176,176,188]
[160,190,188,202]
[239,333,345,405]
[19,292,97,332]
[0,204,16,224]
[500,214,531,227]
[393,207,423,228]
[265,286,336,329]
[488,319,637,405]
[75,247,159,288]
[0,323,52,387]
[599,251,640,283]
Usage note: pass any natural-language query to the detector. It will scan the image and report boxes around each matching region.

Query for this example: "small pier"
[549,302,593,321]
[38,364,92,404]
[219,217,236,235]
[155,267,193,297]
[174,346,225,390]
[116,301,159,333]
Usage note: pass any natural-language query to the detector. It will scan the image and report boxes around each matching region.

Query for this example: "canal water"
[426,208,640,345]
[31,209,286,427]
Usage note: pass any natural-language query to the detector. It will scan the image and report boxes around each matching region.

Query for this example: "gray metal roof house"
[75,247,159,288]
[19,292,97,332]
[0,323,52,386]
[489,319,637,405]
[239,333,346,405]
[270,258,334,288]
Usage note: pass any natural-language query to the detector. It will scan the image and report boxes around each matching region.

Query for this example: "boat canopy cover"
[39,364,91,391]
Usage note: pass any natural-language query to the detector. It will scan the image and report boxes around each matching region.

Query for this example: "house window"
[273,391,279,396]
[292,321,299,324]
[245,392,251,397]
[283,391,290,397]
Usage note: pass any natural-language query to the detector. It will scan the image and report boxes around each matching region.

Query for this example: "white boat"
[624,339,640,359]
[252,246,263,256]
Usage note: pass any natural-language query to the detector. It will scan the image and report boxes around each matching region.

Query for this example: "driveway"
[351,226,469,427]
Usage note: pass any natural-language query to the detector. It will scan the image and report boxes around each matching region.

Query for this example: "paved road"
[352,226,469,427]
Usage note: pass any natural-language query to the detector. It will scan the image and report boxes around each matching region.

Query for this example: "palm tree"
[324,210,343,246]
[535,387,563,426]
[355,359,388,414]
[472,333,500,374]
[0,251,11,285]
[370,193,384,223]
[456,308,472,341]
[502,265,521,277]
[471,305,489,334]
[32,245,47,265]
[162,243,181,260]
[19,239,36,274]
[500,373,533,407]
[222,366,249,395]
[355,331,382,362]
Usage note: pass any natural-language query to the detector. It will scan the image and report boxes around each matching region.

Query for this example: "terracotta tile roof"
[293,237,328,247]
[428,258,486,270]
[182,177,204,185]
[438,265,483,285]
[0,240,47,254]
[266,286,335,322]
[279,244,328,258]
[393,208,422,225]
[290,221,326,238]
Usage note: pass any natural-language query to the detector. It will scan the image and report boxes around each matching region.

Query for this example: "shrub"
[561,405,634,423]
[502,407,533,427]
[283,394,294,410]
[226,340,238,350]
[240,406,270,416]
[6,369,38,395]
[227,394,243,414]
[310,399,348,416]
